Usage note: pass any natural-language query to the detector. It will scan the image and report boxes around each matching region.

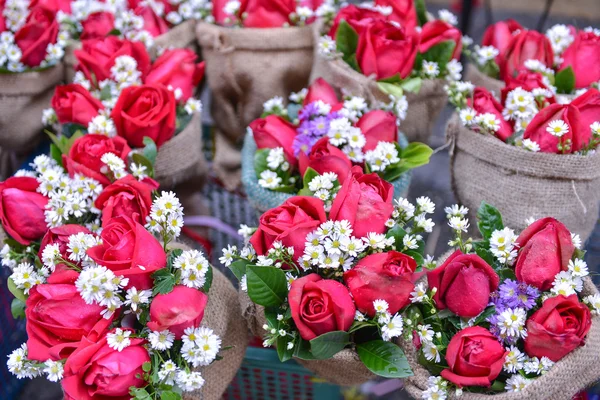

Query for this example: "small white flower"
[355,310,366,322]
[223,0,240,15]
[43,359,64,382]
[106,328,132,352]
[266,147,285,170]
[184,98,202,114]
[158,360,178,385]
[373,299,389,313]
[263,96,285,114]
[584,294,600,314]
[438,9,457,25]
[124,287,151,312]
[503,346,525,373]
[522,138,541,152]
[411,283,428,303]
[416,197,435,214]
[417,324,434,344]
[459,108,477,126]
[476,45,500,65]
[423,342,441,363]
[448,216,470,232]
[571,233,582,249]
[505,374,531,392]
[423,61,440,77]
[148,330,175,351]
[258,170,282,189]
[546,119,569,137]
[403,234,420,250]
[364,232,388,248]
[497,308,527,339]
[568,259,589,278]
[382,314,403,341]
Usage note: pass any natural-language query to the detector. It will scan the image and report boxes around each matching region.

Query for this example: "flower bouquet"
[312,1,464,143]
[195,0,337,188]
[464,21,600,96]
[1,152,248,399]
[223,166,439,385]
[402,202,600,400]
[44,37,207,188]
[242,77,432,212]
[445,80,600,240]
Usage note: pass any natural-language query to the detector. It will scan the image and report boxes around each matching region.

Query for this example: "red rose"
[328,4,386,38]
[26,281,113,362]
[80,11,115,40]
[29,0,71,13]
[95,175,159,226]
[571,88,600,139]
[250,196,326,260]
[14,6,58,67]
[303,78,342,109]
[501,69,555,104]
[481,19,523,64]
[500,30,554,80]
[250,115,298,166]
[239,0,295,28]
[63,134,131,186]
[330,165,394,239]
[299,137,352,184]
[344,251,415,317]
[111,83,177,149]
[514,217,575,290]
[39,224,91,284]
[289,273,355,340]
[560,31,600,89]
[469,87,513,141]
[441,326,507,387]
[356,19,419,80]
[523,103,589,154]
[147,285,208,339]
[62,329,149,400]
[419,20,463,60]
[211,0,229,24]
[87,215,167,290]
[525,294,591,362]
[135,6,169,37]
[428,250,499,318]
[0,177,48,245]
[75,37,151,86]
[146,49,205,103]
[375,0,417,32]
[51,84,104,126]
[356,110,397,151]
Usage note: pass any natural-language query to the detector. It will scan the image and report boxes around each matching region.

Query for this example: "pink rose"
[356,110,397,151]
[147,285,208,339]
[0,177,48,245]
[146,49,205,102]
[560,31,600,89]
[299,137,352,184]
[250,115,298,166]
[419,20,462,60]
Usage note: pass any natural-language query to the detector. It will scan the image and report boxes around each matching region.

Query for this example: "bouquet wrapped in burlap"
[464,63,504,95]
[195,22,313,189]
[446,114,600,242]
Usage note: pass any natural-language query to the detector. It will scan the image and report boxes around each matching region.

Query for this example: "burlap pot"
[195,22,314,189]
[0,64,64,151]
[465,63,504,95]
[63,41,80,83]
[238,290,377,386]
[155,112,208,188]
[154,20,198,52]
[446,113,600,242]
[241,131,413,213]
[402,277,600,400]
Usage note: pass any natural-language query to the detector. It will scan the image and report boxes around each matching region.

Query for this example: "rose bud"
[560,31,600,89]
[356,110,397,151]
[501,69,555,104]
[375,0,417,33]
[63,134,131,186]
[62,330,149,400]
[356,19,419,80]
[39,224,91,284]
[51,84,105,127]
[80,11,115,40]
[250,196,326,260]
[571,88,600,139]
[330,166,394,239]
[328,4,387,37]
[427,250,499,318]
[419,20,463,60]
[481,19,523,64]
[239,0,296,28]
[147,285,208,339]
[111,83,177,149]
[344,251,416,317]
[95,175,159,226]
[0,177,48,245]
[289,273,355,340]
[524,294,592,362]
[303,78,341,109]
[134,5,169,37]
[500,30,554,80]
[250,115,298,166]
[523,103,589,154]
[146,49,205,103]
[87,215,167,290]
[468,87,513,141]
[14,7,58,67]
[299,137,352,184]
[514,217,575,290]
[441,326,508,387]
[29,0,71,13]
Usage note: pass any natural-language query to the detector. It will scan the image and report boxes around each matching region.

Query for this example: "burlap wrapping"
[402,277,600,400]
[0,64,64,150]
[63,41,80,83]
[464,64,504,95]
[154,20,198,52]
[0,147,24,180]
[195,22,314,189]
[155,112,208,188]
[238,290,376,386]
[446,113,600,242]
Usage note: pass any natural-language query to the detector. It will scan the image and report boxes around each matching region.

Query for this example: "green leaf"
[349,320,376,333]
[11,298,25,319]
[202,265,213,293]
[46,130,67,154]
[160,391,181,400]
[49,143,63,167]
[167,248,183,267]
[8,277,27,303]
[293,337,317,360]
[276,335,294,362]
[130,387,152,400]
[477,202,504,240]
[302,167,320,190]
[175,113,193,135]
[555,66,575,94]
[246,266,288,307]
[421,40,456,72]
[405,249,425,266]
[309,331,350,359]
[497,268,517,281]
[400,77,423,93]
[356,340,413,378]
[253,148,270,176]
[61,123,86,138]
[386,225,407,248]
[132,153,155,178]
[473,243,495,266]
[473,305,496,325]
[480,60,500,79]
[336,20,359,61]
[415,0,427,26]
[142,361,152,372]
[152,268,176,296]
[229,259,250,281]
[399,142,433,170]
[491,380,506,391]
[377,82,404,99]
[378,74,403,84]
[142,137,158,164]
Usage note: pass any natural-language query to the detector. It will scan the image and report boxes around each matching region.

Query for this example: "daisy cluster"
[145,191,185,243]
[368,299,404,341]
[172,249,211,289]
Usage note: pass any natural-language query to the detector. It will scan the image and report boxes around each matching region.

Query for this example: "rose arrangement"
[403,202,598,399]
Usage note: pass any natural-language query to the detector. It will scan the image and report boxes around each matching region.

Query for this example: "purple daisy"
[292,133,318,157]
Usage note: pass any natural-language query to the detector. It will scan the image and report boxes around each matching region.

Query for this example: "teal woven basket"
[224,347,342,400]
[241,132,413,213]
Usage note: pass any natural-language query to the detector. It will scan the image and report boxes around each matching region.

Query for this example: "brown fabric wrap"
[465,64,504,95]
[446,113,600,242]
[196,22,313,189]
[154,20,198,52]
[0,64,64,150]
[63,41,80,83]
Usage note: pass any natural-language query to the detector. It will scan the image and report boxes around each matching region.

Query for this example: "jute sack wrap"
[63,41,80,83]
[0,64,64,150]
[195,22,313,189]
[464,64,504,95]
[446,113,600,242]
[154,20,198,52]
[402,277,600,400]
[155,112,208,188]
[238,290,376,386]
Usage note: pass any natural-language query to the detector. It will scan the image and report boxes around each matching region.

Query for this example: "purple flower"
[498,279,539,310]
[308,116,330,136]
[292,133,318,157]
[299,103,319,120]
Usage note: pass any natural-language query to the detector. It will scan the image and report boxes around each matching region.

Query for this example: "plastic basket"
[224,347,342,400]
